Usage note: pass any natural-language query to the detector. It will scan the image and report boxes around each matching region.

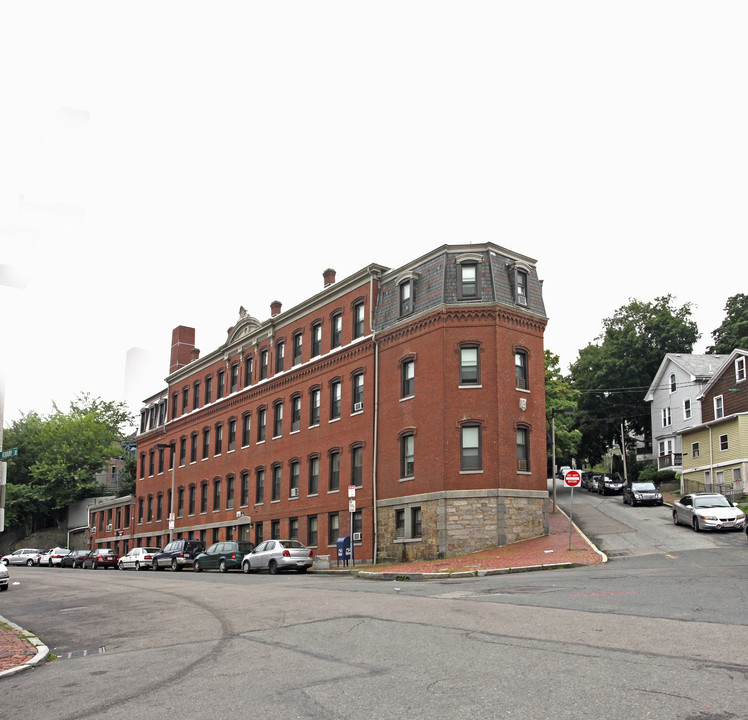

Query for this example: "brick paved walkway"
[0,622,38,674]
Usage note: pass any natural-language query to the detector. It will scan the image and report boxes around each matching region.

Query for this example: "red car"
[82,548,119,569]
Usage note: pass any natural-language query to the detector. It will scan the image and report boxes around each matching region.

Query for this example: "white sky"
[1,2,746,429]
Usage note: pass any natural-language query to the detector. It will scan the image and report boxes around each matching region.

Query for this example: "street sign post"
[563,469,581,549]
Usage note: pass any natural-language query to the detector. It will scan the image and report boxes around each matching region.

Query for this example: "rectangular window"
[714,395,724,419]
[293,333,303,366]
[158,448,165,474]
[228,418,236,451]
[352,372,364,411]
[461,425,482,471]
[310,387,321,426]
[226,475,234,510]
[515,351,528,390]
[257,408,266,442]
[156,494,163,522]
[149,450,154,476]
[353,301,365,339]
[240,471,249,507]
[312,323,322,357]
[516,270,527,305]
[517,427,529,472]
[401,359,414,398]
[351,445,363,488]
[329,451,340,491]
[260,349,268,380]
[683,398,692,420]
[230,363,239,393]
[352,510,362,538]
[275,341,285,373]
[179,437,186,467]
[177,487,184,518]
[460,346,480,385]
[328,512,339,545]
[182,387,189,415]
[204,376,212,405]
[213,480,221,512]
[214,423,223,455]
[289,517,299,540]
[308,515,318,547]
[736,356,746,382]
[460,263,477,298]
[193,382,200,410]
[401,433,415,478]
[217,369,225,398]
[272,465,281,502]
[273,401,283,437]
[330,381,341,420]
[242,414,251,447]
[720,434,729,451]
[411,507,422,538]
[188,485,196,515]
[291,395,301,432]
[399,281,412,316]
[190,433,198,463]
[661,407,672,427]
[290,461,300,496]
[331,313,342,349]
[308,456,319,495]
[255,468,265,504]
[200,483,208,514]
[202,429,210,459]
[691,442,700,459]
[395,509,405,539]
[244,356,253,387]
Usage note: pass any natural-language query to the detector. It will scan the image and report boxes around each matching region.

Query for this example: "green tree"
[708,293,748,354]
[570,295,699,464]
[545,350,581,469]
[3,394,134,530]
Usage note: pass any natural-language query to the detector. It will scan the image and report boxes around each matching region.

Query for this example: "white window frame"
[669,373,677,393]
[714,395,724,419]
[736,356,746,382]
[661,407,672,427]
[683,398,692,420]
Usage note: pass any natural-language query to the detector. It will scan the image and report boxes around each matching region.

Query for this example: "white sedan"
[0,562,9,591]
[117,547,162,571]
[673,493,746,532]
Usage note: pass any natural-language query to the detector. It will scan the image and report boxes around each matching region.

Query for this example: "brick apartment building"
[95,243,549,564]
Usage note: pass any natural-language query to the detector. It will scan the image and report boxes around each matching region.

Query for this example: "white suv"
[1,548,43,566]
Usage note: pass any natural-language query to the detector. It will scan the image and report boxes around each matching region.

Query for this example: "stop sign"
[564,469,581,488]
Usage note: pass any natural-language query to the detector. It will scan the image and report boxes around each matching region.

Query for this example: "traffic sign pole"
[562,469,582,550]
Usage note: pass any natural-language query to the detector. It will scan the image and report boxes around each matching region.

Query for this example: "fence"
[683,478,737,501]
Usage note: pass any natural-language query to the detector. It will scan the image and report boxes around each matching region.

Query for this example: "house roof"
[644,353,729,402]
[695,348,748,401]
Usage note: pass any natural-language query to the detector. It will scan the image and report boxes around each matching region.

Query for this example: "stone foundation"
[377,489,548,562]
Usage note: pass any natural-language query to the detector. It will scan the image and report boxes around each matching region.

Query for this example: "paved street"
[2,501,748,720]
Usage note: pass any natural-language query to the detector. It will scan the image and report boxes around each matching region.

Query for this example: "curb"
[554,505,609,564]
[356,562,577,581]
[0,616,49,678]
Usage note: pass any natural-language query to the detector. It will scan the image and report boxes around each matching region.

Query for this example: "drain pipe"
[369,269,380,564]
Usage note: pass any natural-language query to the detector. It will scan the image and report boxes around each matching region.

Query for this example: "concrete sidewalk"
[0,504,602,677]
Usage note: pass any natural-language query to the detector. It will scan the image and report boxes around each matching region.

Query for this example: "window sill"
[459,469,483,475]
[458,384,482,389]
[517,471,532,476]
[329,417,340,424]
[516,387,530,394]
[399,476,414,482]
[400,395,414,403]
[393,537,422,544]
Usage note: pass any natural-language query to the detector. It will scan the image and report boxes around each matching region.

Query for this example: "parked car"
[152,539,205,571]
[580,472,594,490]
[194,541,255,573]
[242,539,314,575]
[38,547,71,567]
[60,549,91,568]
[672,493,746,532]
[1,548,43,566]
[82,548,119,569]
[556,466,572,480]
[118,547,162,571]
[622,482,663,506]
[598,474,625,495]
[0,562,8,591]
[587,474,602,492]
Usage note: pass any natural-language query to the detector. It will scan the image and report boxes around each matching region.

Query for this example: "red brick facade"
[97,244,549,563]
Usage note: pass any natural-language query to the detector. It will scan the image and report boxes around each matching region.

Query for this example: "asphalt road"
[2,495,748,720]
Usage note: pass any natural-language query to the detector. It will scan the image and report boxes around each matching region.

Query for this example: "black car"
[60,549,91,568]
[152,539,205,571]
[622,481,663,506]
[598,474,625,495]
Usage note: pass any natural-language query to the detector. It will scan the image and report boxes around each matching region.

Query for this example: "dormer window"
[516,270,527,306]
[460,263,478,298]
[399,280,412,317]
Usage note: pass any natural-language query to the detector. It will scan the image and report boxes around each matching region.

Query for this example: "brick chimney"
[323,268,336,287]
[170,326,197,374]
[270,300,282,317]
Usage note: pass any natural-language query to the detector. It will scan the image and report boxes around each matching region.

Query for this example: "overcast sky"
[1,2,746,429]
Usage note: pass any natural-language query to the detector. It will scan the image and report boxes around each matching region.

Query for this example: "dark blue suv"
[152,539,205,571]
